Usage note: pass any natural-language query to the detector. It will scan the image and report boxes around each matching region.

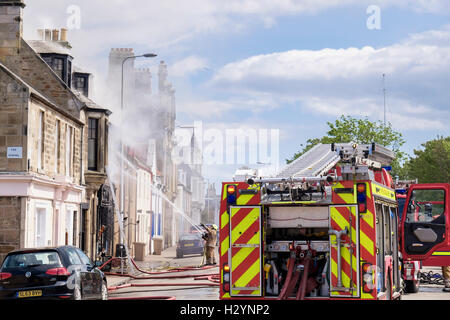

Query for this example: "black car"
[176,233,204,258]
[0,246,107,300]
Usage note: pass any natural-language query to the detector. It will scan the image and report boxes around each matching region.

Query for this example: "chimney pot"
[44,29,51,42]
[52,29,59,42]
[37,29,44,40]
[60,28,67,41]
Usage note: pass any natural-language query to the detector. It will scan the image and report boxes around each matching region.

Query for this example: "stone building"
[203,183,220,226]
[107,49,178,253]
[0,0,111,261]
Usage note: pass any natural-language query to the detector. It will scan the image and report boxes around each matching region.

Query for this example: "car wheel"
[101,281,108,300]
[73,284,82,301]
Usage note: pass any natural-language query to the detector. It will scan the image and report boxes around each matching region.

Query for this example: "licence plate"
[17,290,42,298]
[184,243,194,247]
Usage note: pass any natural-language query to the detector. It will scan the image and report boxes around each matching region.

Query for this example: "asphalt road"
[109,252,450,301]
[109,251,220,300]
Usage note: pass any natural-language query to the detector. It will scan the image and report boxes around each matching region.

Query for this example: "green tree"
[406,136,450,183]
[287,115,406,177]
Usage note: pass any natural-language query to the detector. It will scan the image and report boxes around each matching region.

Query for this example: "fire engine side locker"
[229,206,263,297]
[329,204,361,298]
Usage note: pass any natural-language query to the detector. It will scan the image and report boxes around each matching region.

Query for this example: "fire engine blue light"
[227,194,236,204]
[382,166,392,171]
[357,193,366,203]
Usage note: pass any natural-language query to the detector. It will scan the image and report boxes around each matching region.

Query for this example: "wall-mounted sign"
[7,147,22,159]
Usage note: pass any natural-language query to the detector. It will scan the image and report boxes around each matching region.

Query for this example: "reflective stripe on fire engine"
[229,206,262,297]
[432,252,450,256]
[220,184,261,260]
[329,205,360,298]
[371,182,396,201]
[333,182,355,204]
[332,181,377,300]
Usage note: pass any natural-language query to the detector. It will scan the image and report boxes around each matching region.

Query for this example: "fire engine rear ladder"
[276,143,341,179]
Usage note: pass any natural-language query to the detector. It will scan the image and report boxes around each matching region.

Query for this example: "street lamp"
[119,53,157,270]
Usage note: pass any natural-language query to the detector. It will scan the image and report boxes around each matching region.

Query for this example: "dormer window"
[73,73,89,97]
[40,53,72,86]
[53,58,64,79]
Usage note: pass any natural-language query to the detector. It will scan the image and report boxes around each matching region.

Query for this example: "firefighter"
[201,223,218,265]
[443,266,450,292]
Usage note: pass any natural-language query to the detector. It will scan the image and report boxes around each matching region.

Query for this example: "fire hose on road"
[100,257,219,300]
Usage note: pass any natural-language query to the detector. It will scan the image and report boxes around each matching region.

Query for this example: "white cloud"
[301,96,447,130]
[170,56,209,78]
[179,96,279,117]
[23,1,450,61]
[210,26,450,131]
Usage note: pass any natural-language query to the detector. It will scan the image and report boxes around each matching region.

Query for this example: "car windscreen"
[1,251,62,269]
[180,234,201,241]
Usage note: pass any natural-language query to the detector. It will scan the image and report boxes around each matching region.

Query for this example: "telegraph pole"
[383,73,386,126]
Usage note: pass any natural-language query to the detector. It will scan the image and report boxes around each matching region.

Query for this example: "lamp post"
[119,53,157,272]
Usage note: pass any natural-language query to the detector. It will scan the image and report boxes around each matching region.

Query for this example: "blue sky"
[23,1,450,184]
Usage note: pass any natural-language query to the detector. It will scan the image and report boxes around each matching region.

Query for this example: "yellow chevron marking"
[221,236,229,257]
[223,185,228,200]
[232,257,261,295]
[247,231,260,246]
[361,291,375,300]
[362,209,374,229]
[334,182,355,203]
[221,210,229,230]
[231,208,260,244]
[330,207,357,244]
[330,257,357,296]
[365,182,372,200]
[231,247,254,270]
[237,194,254,206]
[360,229,375,256]
[330,206,358,297]
[330,257,352,296]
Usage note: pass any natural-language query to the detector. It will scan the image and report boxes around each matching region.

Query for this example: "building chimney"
[60,28,67,41]
[37,29,44,40]
[44,29,51,41]
[0,0,26,60]
[52,29,59,42]
[158,61,168,93]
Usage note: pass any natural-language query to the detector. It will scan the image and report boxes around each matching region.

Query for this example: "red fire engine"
[218,143,450,300]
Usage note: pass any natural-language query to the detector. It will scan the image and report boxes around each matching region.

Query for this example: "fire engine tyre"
[404,279,420,293]
[176,251,183,259]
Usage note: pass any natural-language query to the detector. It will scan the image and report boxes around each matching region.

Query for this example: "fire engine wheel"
[404,279,420,293]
